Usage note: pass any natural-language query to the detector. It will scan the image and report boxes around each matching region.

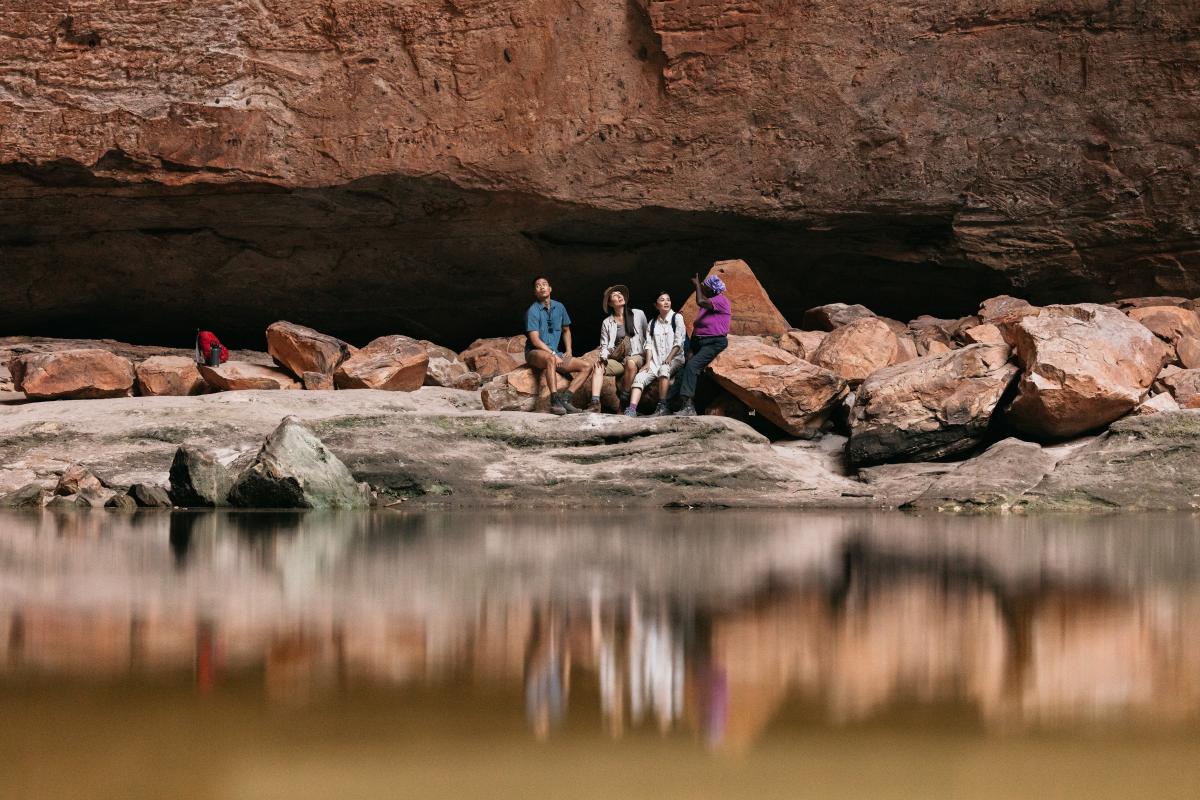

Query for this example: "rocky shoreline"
[4,261,1200,512]
[0,386,1198,513]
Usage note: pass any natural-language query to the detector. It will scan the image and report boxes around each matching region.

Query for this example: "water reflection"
[2,510,1200,753]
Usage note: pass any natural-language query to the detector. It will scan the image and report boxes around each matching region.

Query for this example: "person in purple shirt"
[674,273,731,416]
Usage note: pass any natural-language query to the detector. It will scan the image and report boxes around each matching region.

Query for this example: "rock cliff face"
[1,1,1198,347]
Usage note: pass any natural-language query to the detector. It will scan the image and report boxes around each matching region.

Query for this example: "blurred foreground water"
[2,510,1200,799]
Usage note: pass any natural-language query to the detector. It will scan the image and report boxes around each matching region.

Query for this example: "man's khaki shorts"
[603,355,644,376]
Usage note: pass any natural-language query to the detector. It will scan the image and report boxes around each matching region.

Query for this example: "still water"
[2,509,1200,800]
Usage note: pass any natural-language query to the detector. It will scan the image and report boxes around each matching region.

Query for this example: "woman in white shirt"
[627,291,687,417]
[588,285,648,412]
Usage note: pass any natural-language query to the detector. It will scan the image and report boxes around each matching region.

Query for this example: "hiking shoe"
[647,403,670,417]
[556,391,584,414]
[624,406,638,417]
[674,401,697,417]
[548,399,568,416]
[586,399,601,413]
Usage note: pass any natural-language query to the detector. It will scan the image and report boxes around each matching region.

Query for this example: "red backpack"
[195,330,229,364]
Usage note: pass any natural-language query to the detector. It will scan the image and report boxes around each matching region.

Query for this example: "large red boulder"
[135,355,206,396]
[419,340,481,391]
[1158,368,1200,408]
[680,259,790,336]
[848,344,1019,466]
[1005,304,1168,438]
[459,336,527,380]
[801,303,875,331]
[810,317,898,384]
[778,330,827,361]
[708,336,847,438]
[266,321,354,378]
[200,362,300,391]
[10,349,135,400]
[334,335,429,391]
[1126,305,1200,345]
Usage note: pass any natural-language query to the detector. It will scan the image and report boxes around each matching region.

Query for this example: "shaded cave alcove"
[0,170,1025,353]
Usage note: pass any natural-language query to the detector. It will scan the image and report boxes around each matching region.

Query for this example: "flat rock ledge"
[2,390,1200,512]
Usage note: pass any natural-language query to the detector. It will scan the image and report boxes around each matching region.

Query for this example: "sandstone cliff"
[1,1,1198,346]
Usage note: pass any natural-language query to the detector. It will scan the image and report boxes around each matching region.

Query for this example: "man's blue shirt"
[525,299,571,354]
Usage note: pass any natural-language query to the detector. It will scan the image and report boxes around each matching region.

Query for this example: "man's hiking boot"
[548,397,569,416]
[674,400,697,417]
[647,403,670,417]
[554,391,583,414]
[586,398,601,413]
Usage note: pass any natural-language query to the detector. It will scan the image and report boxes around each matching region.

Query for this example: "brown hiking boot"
[586,398,601,413]
[555,391,583,414]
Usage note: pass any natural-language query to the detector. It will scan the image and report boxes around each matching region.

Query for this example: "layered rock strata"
[1,2,1197,345]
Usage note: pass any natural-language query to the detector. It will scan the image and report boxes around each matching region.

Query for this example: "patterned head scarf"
[702,274,727,295]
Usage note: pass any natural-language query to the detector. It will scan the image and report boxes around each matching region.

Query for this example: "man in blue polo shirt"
[525,276,589,415]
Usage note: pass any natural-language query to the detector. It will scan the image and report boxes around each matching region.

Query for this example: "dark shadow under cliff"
[0,166,1136,351]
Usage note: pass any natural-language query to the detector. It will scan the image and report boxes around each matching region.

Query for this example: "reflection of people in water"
[627,595,686,733]
[525,606,571,739]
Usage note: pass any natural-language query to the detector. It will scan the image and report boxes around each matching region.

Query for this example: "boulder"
[1005,304,1168,439]
[0,483,47,508]
[200,362,301,391]
[459,336,526,380]
[105,493,138,511]
[708,337,848,438]
[978,295,1036,324]
[778,330,827,361]
[961,323,1006,346]
[129,483,173,508]
[480,368,539,412]
[1179,336,1200,369]
[420,340,481,391]
[893,334,919,364]
[334,335,429,391]
[923,340,953,356]
[46,494,86,509]
[228,416,369,509]
[1126,305,1200,345]
[10,348,135,400]
[1113,296,1195,311]
[848,343,1019,466]
[135,355,206,397]
[302,371,334,391]
[907,315,961,354]
[1018,412,1200,511]
[710,335,795,372]
[903,438,1060,511]
[169,444,235,507]
[1158,368,1200,408]
[810,317,898,384]
[680,259,791,336]
[1133,393,1180,416]
[266,321,354,378]
[55,464,112,498]
[801,303,874,332]
[480,359,594,413]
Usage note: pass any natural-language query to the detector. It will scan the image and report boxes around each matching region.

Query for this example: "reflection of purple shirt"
[692,294,731,337]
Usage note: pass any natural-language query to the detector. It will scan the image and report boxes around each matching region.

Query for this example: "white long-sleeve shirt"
[644,312,686,366]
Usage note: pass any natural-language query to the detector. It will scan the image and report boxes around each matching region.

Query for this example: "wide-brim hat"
[602,284,631,314]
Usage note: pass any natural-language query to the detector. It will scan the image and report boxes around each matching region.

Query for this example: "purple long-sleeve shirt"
[692,294,732,336]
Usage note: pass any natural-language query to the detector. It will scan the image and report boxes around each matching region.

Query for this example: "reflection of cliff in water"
[2,510,1200,750]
